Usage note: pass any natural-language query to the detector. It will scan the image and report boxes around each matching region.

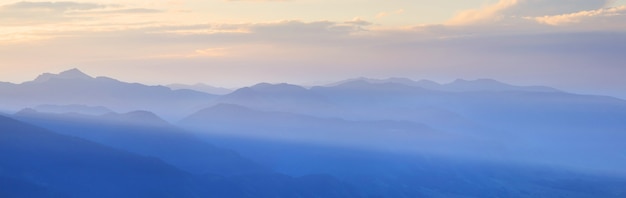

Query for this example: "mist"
[2,69,626,197]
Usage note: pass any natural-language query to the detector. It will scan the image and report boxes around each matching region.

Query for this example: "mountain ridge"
[32,68,93,83]
[13,109,270,176]
[0,68,218,121]
[324,77,561,93]
[167,83,233,95]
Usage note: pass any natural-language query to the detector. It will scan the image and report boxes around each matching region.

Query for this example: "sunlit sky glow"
[1,0,626,98]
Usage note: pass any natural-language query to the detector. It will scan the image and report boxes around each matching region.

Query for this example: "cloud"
[194,48,228,57]
[225,0,290,1]
[0,1,106,23]
[244,20,372,42]
[2,1,109,11]
[0,1,160,25]
[503,0,611,16]
[532,6,626,25]
[345,17,372,26]
[0,19,375,60]
[1,14,625,98]
[150,48,230,59]
[446,0,614,26]
[376,9,404,19]
[446,0,519,25]
[75,8,163,14]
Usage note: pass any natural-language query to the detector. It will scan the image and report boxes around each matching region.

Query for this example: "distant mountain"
[0,68,217,121]
[179,103,478,154]
[204,79,626,175]
[179,82,626,197]
[100,110,171,127]
[327,77,561,92]
[14,109,268,176]
[32,68,93,82]
[4,69,626,197]
[215,83,335,115]
[326,77,440,88]
[196,134,626,198]
[33,104,112,115]
[312,82,626,174]
[168,83,233,95]
[316,79,434,94]
[180,102,626,198]
[443,78,561,92]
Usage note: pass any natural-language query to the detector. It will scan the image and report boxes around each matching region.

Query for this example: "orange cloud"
[446,0,519,25]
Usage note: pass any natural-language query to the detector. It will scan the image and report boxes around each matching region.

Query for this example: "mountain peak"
[33,68,92,83]
[14,108,39,116]
[58,68,91,78]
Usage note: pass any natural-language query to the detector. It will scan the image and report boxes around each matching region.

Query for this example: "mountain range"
[190,78,626,175]
[2,68,626,197]
[326,77,561,92]
[0,114,362,197]
[0,69,216,121]
[13,108,267,176]
[167,83,234,95]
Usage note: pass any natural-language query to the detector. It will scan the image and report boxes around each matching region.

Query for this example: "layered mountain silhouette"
[0,115,205,197]
[178,79,626,197]
[0,115,362,197]
[181,103,459,153]
[0,68,216,121]
[327,77,561,92]
[167,83,233,95]
[214,83,335,115]
[192,134,626,198]
[195,80,626,175]
[14,109,268,176]
[32,104,113,115]
[3,69,626,197]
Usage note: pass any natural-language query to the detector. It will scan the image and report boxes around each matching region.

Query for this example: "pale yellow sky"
[1,0,626,98]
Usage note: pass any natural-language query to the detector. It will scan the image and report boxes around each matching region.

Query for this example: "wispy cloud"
[224,0,291,1]
[503,0,611,16]
[445,0,614,26]
[532,6,626,25]
[0,1,161,25]
[2,1,109,11]
[71,8,163,15]
[149,48,230,59]
[376,9,405,19]
[446,0,518,25]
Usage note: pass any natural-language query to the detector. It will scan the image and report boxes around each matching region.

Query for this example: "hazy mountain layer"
[191,80,626,175]
[3,70,626,197]
[14,109,268,176]
[0,115,362,197]
[0,69,216,121]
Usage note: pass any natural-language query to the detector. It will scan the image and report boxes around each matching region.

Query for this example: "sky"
[1,0,626,98]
